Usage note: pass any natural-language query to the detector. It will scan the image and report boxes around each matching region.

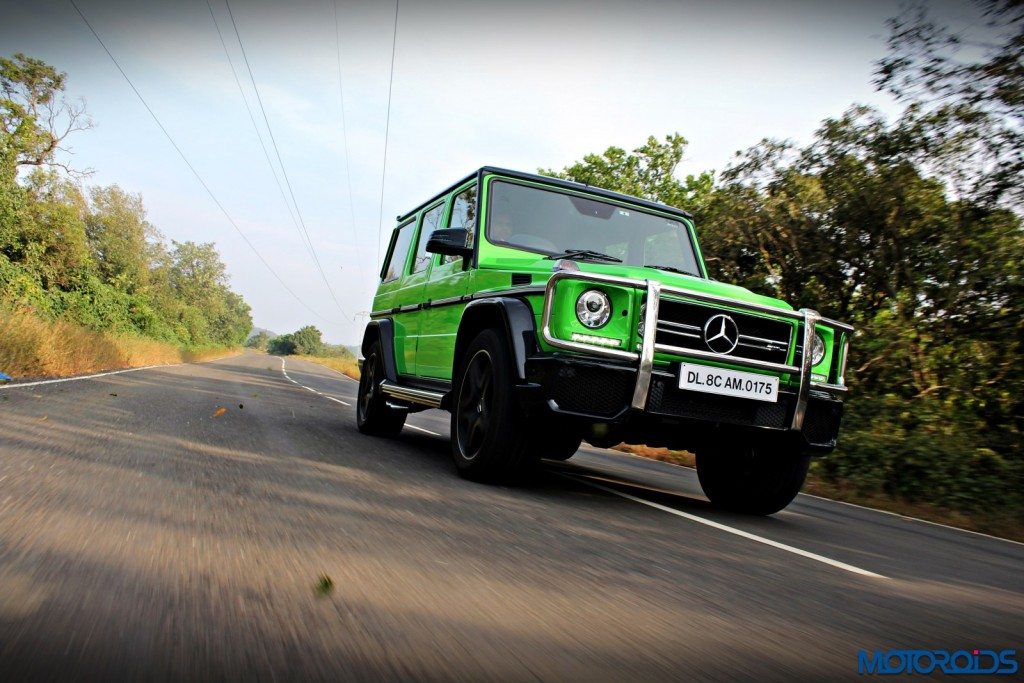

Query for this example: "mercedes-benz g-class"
[357,167,852,514]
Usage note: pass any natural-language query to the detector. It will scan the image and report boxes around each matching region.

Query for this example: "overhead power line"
[376,0,400,268]
[223,0,353,323]
[68,0,333,324]
[204,0,302,241]
[331,0,368,295]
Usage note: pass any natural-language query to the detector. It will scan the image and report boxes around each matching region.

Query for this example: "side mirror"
[426,228,472,257]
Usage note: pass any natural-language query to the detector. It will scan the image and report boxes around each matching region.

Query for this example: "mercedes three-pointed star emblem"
[703,314,740,354]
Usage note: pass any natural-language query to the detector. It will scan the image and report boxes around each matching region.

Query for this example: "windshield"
[486,180,702,276]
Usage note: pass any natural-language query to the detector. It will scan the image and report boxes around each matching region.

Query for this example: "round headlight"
[637,303,647,337]
[811,332,826,366]
[576,289,611,328]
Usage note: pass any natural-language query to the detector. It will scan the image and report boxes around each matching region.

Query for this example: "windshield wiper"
[643,263,699,277]
[544,249,622,263]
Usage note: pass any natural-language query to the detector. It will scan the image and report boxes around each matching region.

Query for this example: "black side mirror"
[426,228,472,257]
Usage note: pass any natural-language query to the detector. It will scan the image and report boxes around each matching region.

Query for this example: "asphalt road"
[0,351,1021,681]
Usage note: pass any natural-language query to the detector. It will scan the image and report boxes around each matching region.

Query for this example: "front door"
[415,183,478,380]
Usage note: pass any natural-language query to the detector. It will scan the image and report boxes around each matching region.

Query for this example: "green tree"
[541,134,716,218]
[267,333,295,355]
[86,185,152,293]
[247,330,270,350]
[0,53,91,177]
[291,325,323,355]
[876,1,1024,205]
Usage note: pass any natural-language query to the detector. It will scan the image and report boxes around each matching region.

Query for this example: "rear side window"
[443,185,477,264]
[382,221,415,282]
[411,204,444,274]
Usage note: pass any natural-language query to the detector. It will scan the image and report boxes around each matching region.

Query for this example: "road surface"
[0,352,1020,680]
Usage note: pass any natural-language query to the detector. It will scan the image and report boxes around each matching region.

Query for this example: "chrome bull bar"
[539,269,852,431]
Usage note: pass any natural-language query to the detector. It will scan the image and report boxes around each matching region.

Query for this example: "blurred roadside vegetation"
[250,324,360,380]
[0,54,252,378]
[552,1,1023,534]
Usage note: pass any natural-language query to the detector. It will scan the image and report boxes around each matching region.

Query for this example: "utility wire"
[205,0,302,243]
[376,0,399,267]
[68,0,332,324]
[331,0,368,294]
[223,0,353,323]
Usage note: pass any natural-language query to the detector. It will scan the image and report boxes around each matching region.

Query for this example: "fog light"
[571,333,622,348]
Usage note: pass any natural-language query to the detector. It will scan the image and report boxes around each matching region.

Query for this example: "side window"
[382,221,415,282]
[411,204,444,274]
[443,185,477,264]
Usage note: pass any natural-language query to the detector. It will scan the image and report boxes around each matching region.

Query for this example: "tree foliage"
[0,54,251,349]
[268,325,323,356]
[876,1,1024,206]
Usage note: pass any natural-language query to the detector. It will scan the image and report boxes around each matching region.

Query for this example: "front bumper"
[533,269,852,451]
[540,269,852,432]
[524,355,843,450]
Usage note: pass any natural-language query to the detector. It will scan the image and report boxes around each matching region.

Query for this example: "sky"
[0,0,983,343]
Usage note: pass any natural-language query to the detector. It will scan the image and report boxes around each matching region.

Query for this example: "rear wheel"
[356,341,406,437]
[451,329,538,482]
[695,442,809,515]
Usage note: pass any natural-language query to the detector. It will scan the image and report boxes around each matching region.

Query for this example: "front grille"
[654,298,793,366]
[647,377,791,429]
[550,364,631,417]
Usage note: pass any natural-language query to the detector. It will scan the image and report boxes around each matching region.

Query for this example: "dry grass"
[612,440,1024,542]
[0,307,236,380]
[612,443,695,467]
[300,355,361,381]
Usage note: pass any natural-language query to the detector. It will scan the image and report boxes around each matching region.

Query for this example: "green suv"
[357,167,852,514]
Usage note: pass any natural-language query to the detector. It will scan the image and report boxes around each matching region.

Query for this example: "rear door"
[372,219,419,375]
[400,202,444,376]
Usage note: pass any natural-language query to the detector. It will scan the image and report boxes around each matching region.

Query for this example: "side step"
[379,380,445,409]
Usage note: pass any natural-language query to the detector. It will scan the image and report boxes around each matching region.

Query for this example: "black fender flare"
[454,297,537,382]
[360,319,398,383]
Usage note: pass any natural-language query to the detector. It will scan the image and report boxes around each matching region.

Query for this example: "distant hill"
[246,327,277,342]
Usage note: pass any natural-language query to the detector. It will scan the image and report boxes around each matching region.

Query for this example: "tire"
[356,341,406,437]
[450,329,539,482]
[695,442,810,515]
[537,424,582,461]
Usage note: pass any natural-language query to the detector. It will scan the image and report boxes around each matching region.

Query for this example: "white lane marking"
[278,356,437,433]
[799,493,1024,549]
[561,473,887,580]
[0,363,184,390]
[588,448,1024,550]
[405,423,441,436]
[278,357,351,406]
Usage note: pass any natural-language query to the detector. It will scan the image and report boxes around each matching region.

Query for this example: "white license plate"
[678,363,779,403]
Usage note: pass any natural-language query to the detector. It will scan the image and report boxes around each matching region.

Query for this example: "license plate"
[678,363,779,403]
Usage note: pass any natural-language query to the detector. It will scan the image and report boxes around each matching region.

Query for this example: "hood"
[534,260,793,311]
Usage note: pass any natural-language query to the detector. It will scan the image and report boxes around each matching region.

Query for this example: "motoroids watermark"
[858,649,1018,675]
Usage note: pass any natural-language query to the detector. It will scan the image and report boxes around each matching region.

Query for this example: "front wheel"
[450,329,538,482]
[695,442,810,515]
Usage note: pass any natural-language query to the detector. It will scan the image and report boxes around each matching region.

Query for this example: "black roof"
[395,166,694,223]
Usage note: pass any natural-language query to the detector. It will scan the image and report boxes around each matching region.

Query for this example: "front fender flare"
[456,297,537,381]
